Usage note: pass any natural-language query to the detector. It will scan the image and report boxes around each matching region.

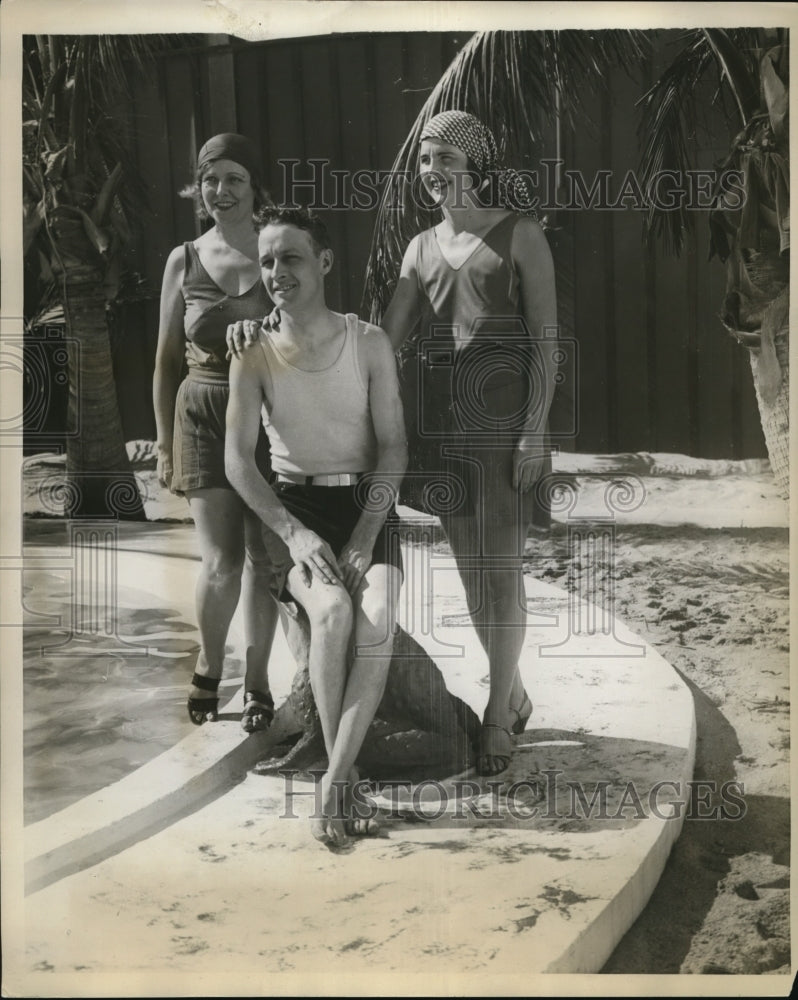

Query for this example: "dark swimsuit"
[399,214,551,527]
[171,242,272,493]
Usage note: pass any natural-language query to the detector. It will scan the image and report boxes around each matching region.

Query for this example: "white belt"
[275,472,361,487]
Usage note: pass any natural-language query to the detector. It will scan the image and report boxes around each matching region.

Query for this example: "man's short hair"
[254,206,331,254]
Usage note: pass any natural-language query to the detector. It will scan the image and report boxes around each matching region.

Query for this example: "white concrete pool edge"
[23,686,288,894]
[544,715,697,973]
[24,543,697,982]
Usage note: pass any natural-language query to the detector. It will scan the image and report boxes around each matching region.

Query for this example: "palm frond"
[701,28,761,125]
[637,28,763,254]
[23,33,199,317]
[362,29,648,322]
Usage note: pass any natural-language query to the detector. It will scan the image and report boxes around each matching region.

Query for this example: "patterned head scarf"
[419,110,537,217]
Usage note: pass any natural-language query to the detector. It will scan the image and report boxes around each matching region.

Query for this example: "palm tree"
[638,28,789,498]
[363,29,789,499]
[23,35,181,519]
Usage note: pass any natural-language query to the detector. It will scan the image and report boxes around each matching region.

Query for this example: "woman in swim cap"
[154,133,280,733]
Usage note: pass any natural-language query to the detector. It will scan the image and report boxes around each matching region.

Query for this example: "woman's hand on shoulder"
[226,308,279,360]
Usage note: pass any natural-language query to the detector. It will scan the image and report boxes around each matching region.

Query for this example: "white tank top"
[257,313,378,476]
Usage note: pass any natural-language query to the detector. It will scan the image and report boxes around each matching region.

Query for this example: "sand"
[19,445,792,975]
[525,520,790,974]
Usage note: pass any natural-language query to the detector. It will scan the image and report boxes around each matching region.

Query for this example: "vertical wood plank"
[644,34,690,454]
[600,85,618,452]
[163,55,200,241]
[233,47,264,155]
[335,35,379,313]
[609,65,651,452]
[301,38,345,312]
[567,89,610,453]
[263,44,306,200]
[130,68,175,294]
[371,35,409,168]
[204,35,237,135]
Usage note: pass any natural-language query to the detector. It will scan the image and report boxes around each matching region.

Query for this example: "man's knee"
[305,585,353,632]
[355,614,395,656]
[355,573,400,654]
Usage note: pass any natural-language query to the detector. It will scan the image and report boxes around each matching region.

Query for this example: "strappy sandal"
[509,691,533,735]
[477,723,513,776]
[241,690,275,734]
[187,673,220,725]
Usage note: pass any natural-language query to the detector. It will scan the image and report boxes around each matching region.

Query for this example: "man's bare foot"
[311,772,351,850]
[311,767,380,848]
[343,766,381,837]
[310,814,350,848]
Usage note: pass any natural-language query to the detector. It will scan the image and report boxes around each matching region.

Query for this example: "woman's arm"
[378,236,423,352]
[512,217,558,492]
[153,246,187,490]
[338,328,408,594]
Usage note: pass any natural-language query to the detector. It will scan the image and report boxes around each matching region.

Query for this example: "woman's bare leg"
[441,449,531,773]
[240,509,280,727]
[186,488,246,710]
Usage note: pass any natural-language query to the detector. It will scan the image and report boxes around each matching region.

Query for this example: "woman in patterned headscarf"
[154,134,280,733]
[381,110,558,776]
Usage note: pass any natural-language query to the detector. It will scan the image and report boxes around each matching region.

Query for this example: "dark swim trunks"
[267,482,404,600]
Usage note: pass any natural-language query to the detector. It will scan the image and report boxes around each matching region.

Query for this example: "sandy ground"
[526,520,790,974]
[19,446,792,976]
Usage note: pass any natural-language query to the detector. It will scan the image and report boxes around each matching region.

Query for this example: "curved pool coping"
[23,541,696,977]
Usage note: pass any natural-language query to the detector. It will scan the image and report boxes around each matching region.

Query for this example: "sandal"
[509,691,533,735]
[187,672,220,726]
[241,690,275,734]
[477,723,513,776]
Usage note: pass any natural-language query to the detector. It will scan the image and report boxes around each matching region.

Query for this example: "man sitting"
[225,206,407,848]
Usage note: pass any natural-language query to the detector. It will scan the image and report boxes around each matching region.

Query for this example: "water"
[22,565,245,825]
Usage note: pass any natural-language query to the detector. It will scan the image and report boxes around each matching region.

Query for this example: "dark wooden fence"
[45,30,769,459]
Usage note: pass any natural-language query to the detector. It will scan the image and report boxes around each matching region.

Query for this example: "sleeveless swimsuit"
[400,214,551,527]
[171,242,272,493]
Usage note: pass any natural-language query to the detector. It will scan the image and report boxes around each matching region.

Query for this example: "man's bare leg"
[322,564,402,833]
[285,566,353,845]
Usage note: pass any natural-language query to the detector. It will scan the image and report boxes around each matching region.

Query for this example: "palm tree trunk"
[749,323,790,500]
[53,216,145,520]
